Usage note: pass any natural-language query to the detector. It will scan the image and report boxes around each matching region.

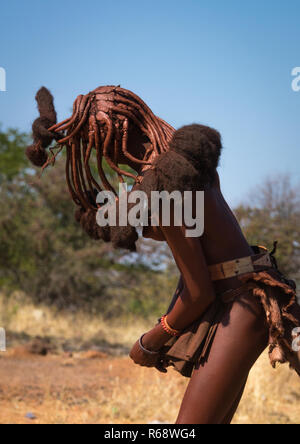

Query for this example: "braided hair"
[27,86,175,249]
[26,85,222,250]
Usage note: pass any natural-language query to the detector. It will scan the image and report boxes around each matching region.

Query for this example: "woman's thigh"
[176,293,269,424]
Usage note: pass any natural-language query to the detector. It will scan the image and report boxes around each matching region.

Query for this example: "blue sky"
[0,0,299,206]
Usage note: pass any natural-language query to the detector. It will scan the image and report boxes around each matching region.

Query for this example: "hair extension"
[26,87,62,167]
[26,85,222,251]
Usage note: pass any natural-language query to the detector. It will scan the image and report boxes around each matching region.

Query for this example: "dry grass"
[232,353,299,424]
[0,291,153,350]
[0,292,299,424]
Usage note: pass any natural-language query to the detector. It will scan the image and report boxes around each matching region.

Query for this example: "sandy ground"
[0,350,186,424]
[0,346,299,424]
[0,299,299,424]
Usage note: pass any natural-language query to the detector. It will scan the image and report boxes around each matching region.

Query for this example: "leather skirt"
[161,269,300,378]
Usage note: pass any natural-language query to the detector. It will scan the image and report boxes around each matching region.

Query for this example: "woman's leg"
[220,378,247,424]
[176,292,269,424]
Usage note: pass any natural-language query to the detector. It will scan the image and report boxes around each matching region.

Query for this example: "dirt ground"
[0,350,186,424]
[0,346,299,424]
[0,298,299,424]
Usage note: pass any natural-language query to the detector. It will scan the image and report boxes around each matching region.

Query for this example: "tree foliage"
[0,126,298,316]
[0,126,176,315]
[235,176,300,284]
[0,127,30,182]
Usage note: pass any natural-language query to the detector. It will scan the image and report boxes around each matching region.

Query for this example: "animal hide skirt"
[161,269,300,378]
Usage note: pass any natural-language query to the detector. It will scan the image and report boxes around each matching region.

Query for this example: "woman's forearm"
[143,275,214,350]
[142,223,216,350]
[166,284,215,331]
[142,280,215,352]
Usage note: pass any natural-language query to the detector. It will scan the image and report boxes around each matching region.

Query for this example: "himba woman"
[26,85,300,424]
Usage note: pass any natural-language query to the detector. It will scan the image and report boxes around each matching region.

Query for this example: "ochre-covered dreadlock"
[27,86,175,250]
[50,85,173,198]
[27,85,222,251]
[26,87,62,166]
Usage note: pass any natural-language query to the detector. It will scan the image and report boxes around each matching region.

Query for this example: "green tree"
[235,176,300,285]
[0,126,175,316]
[0,126,30,182]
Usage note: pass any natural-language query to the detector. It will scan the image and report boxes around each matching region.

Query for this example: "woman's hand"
[129,325,172,373]
[129,338,160,368]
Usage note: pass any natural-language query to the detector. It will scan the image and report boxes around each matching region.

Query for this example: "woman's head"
[25,85,175,249]
[26,86,222,250]
[27,85,174,199]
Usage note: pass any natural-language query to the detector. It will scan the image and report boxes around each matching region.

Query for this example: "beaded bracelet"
[160,315,181,337]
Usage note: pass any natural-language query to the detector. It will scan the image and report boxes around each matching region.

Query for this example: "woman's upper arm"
[159,223,215,304]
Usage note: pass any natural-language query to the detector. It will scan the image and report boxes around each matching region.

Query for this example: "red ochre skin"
[129,170,270,424]
[88,126,270,424]
[27,87,297,423]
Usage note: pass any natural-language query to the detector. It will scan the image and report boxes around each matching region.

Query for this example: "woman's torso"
[143,172,253,293]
